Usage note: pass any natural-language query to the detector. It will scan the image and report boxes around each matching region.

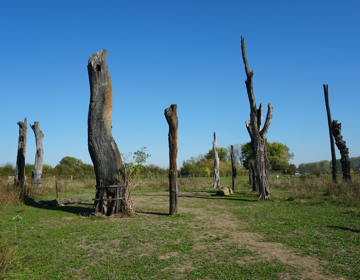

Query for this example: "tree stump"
[164,104,178,215]
[230,145,237,191]
[87,49,126,215]
[30,122,44,188]
[213,132,221,188]
[332,120,351,181]
[15,118,27,187]
[241,36,273,200]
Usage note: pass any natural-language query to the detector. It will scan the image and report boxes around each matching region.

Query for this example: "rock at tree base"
[216,187,233,196]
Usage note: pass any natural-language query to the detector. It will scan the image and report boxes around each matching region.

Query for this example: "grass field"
[1,175,359,279]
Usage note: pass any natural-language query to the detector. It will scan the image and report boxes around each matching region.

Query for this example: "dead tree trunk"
[165,104,178,215]
[323,84,338,183]
[332,120,351,181]
[87,49,126,216]
[241,36,273,200]
[213,132,221,188]
[230,145,237,191]
[30,122,44,188]
[15,118,27,186]
[248,159,258,192]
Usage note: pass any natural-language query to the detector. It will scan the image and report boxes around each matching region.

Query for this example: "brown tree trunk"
[323,84,338,183]
[165,104,178,215]
[332,120,351,181]
[15,118,27,186]
[231,145,237,191]
[30,122,44,188]
[241,36,273,200]
[87,49,125,216]
[212,132,221,188]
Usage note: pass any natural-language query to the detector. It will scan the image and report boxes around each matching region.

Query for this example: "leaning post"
[30,122,44,188]
[165,104,178,215]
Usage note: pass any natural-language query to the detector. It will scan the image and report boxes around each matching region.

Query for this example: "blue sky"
[1,0,359,169]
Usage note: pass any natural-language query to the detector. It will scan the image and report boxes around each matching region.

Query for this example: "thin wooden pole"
[323,84,338,183]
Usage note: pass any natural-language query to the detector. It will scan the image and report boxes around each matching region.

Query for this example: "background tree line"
[0,156,169,179]
[298,156,360,175]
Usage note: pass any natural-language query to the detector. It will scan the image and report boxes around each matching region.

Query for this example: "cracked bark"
[332,120,351,181]
[231,145,237,191]
[213,132,221,188]
[15,118,27,186]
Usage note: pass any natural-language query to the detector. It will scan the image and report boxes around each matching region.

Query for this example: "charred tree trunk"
[213,132,221,188]
[249,159,258,192]
[230,145,237,191]
[332,120,351,181]
[15,118,27,186]
[87,49,126,215]
[165,104,178,215]
[30,122,44,188]
[241,36,273,200]
[323,84,338,183]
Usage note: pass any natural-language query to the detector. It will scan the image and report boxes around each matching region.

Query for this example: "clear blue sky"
[1,0,359,169]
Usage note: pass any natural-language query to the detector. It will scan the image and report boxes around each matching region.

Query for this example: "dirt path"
[134,191,345,280]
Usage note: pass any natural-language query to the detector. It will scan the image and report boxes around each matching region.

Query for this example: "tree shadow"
[26,198,94,216]
[135,211,169,216]
[327,225,360,233]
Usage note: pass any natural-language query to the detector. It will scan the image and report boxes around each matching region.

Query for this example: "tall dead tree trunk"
[241,36,273,200]
[332,120,351,181]
[213,132,221,188]
[323,84,338,183]
[165,104,178,215]
[230,145,237,191]
[87,49,126,216]
[30,122,44,188]
[15,118,27,186]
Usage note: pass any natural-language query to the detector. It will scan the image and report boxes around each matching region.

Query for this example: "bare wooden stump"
[165,104,178,215]
[323,84,338,183]
[15,118,27,187]
[230,145,237,191]
[332,120,351,181]
[30,122,44,188]
[213,132,221,188]
[241,36,273,200]
[87,49,127,215]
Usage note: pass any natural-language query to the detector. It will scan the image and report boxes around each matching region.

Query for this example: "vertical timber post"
[323,84,338,183]
[30,122,44,188]
[231,145,237,191]
[164,104,178,215]
[87,49,125,216]
[332,120,351,181]
[15,118,27,187]
[213,132,221,188]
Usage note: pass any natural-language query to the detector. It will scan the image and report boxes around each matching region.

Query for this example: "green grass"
[1,176,359,279]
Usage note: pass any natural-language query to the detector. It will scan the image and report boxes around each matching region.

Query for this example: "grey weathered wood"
[39,198,82,206]
[230,145,237,191]
[165,104,178,215]
[323,84,338,183]
[212,132,221,188]
[15,118,27,186]
[241,36,273,200]
[331,120,351,181]
[87,49,125,215]
[30,122,44,188]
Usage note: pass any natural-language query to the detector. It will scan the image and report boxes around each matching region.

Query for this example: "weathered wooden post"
[230,145,237,191]
[213,132,221,188]
[15,118,27,187]
[332,120,351,181]
[30,122,44,188]
[323,84,338,183]
[87,49,126,216]
[164,104,178,215]
[241,36,273,200]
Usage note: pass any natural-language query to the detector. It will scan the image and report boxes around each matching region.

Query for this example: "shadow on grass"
[26,198,94,215]
[135,211,169,216]
[327,225,360,233]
